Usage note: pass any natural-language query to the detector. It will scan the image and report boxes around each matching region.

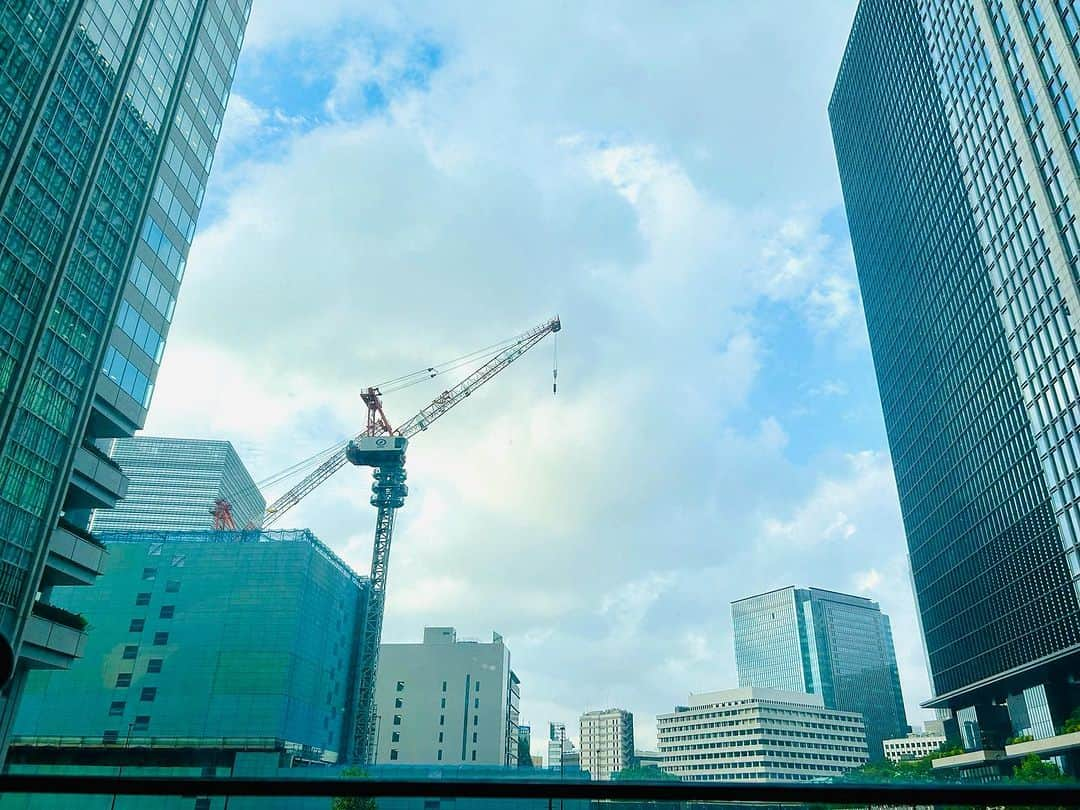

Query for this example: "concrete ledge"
[931,749,1005,769]
[1005,731,1080,759]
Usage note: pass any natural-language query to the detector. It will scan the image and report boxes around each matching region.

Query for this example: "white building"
[882,732,947,763]
[579,708,634,780]
[374,627,520,765]
[657,687,868,782]
[547,722,579,770]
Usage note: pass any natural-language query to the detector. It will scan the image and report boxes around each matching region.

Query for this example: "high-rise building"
[88,436,265,532]
[547,721,579,771]
[373,627,520,766]
[517,724,532,767]
[731,586,907,760]
[656,688,868,782]
[579,708,634,780]
[13,528,368,763]
[0,0,249,748]
[830,0,1080,748]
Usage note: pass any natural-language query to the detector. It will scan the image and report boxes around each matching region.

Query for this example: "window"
[475,681,480,692]
[471,750,477,761]
[129,619,145,632]
[437,750,443,761]
[147,659,163,674]
[115,673,132,687]
[108,701,125,716]
[393,715,402,725]
[474,698,479,709]
[396,681,405,692]
[473,732,477,743]
[473,715,478,726]
[135,593,151,606]
[142,568,156,580]
[438,732,444,743]
[440,715,445,726]
[442,681,447,692]
[159,605,175,619]
[140,687,157,702]
[391,731,400,742]
[132,716,150,732]
[153,632,169,645]
[395,697,403,708]
[389,749,399,761]
[103,730,119,744]
[121,645,138,660]
[165,580,181,593]
[194,800,211,810]
[441,698,446,708]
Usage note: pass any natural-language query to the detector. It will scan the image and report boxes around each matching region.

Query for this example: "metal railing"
[0,775,1076,805]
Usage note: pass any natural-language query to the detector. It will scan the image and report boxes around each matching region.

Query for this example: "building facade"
[373,627,520,766]
[830,0,1080,747]
[12,529,368,763]
[579,708,634,780]
[547,722,579,771]
[0,0,248,749]
[883,732,948,763]
[656,688,868,782]
[731,586,907,759]
[89,436,265,532]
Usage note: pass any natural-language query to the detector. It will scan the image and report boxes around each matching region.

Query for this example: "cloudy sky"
[143,1,931,752]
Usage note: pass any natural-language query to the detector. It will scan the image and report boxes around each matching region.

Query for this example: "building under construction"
[12,529,368,765]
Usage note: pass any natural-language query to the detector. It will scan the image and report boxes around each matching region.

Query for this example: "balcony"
[65,443,128,511]
[20,607,87,670]
[41,520,106,587]
[1004,730,1080,759]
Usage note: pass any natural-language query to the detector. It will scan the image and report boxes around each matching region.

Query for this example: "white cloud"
[141,0,939,745]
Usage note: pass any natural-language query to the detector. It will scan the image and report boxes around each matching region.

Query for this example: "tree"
[1011,754,1069,784]
[1062,707,1080,735]
[613,765,679,781]
[332,767,378,810]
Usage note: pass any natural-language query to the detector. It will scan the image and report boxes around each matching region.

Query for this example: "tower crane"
[257,315,561,764]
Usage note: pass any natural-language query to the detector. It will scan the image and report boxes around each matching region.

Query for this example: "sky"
[142,0,934,753]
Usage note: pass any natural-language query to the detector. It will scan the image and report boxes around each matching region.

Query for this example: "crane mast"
[257,316,561,764]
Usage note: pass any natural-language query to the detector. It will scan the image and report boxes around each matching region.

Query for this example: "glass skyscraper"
[0,0,248,751]
[831,0,1080,747]
[731,586,907,760]
[89,436,265,532]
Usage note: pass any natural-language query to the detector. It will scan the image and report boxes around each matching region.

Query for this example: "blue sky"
[145,1,931,752]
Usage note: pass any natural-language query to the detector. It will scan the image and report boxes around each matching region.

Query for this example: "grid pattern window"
[829,0,1080,710]
[656,689,869,782]
[89,436,266,532]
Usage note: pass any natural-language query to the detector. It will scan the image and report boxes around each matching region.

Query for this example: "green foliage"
[613,765,679,781]
[1062,707,1080,735]
[929,744,964,760]
[332,767,377,810]
[1011,754,1069,784]
[1008,735,1035,745]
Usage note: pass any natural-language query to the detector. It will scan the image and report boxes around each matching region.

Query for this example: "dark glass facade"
[0,0,249,752]
[732,587,907,760]
[830,0,1080,730]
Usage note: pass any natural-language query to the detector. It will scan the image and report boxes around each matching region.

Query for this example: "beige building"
[883,732,947,763]
[579,708,634,780]
[374,627,520,765]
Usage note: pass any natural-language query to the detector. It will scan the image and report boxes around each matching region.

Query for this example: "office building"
[517,724,532,767]
[632,749,663,769]
[547,721,579,770]
[731,586,907,759]
[656,687,868,782]
[373,627,520,766]
[830,0,1080,748]
[0,0,249,750]
[12,528,368,763]
[579,708,634,780]
[88,436,265,532]
[883,731,948,763]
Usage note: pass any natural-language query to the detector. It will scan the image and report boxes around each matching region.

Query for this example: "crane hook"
[552,331,558,395]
